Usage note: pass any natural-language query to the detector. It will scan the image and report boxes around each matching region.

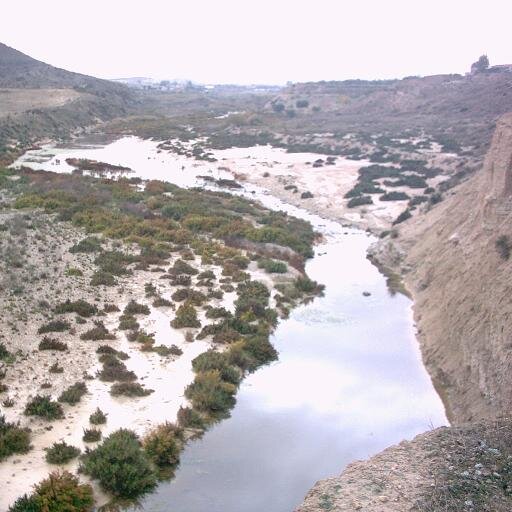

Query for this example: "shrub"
[45,441,81,464]
[347,195,373,208]
[110,382,153,397]
[83,428,102,443]
[80,429,157,498]
[243,335,278,366]
[69,237,102,253]
[24,395,64,421]
[171,303,201,328]
[103,303,120,313]
[95,250,135,276]
[65,267,83,277]
[142,422,182,466]
[80,321,115,341]
[151,344,182,357]
[192,351,240,385]
[294,276,324,294]
[257,258,287,274]
[118,314,139,331]
[152,296,172,307]
[393,209,412,225]
[496,235,511,260]
[0,415,31,461]
[235,281,270,317]
[123,300,150,316]
[170,274,191,286]
[58,382,87,405]
[185,370,237,414]
[49,362,64,374]
[198,270,215,280]
[205,306,231,319]
[170,259,198,275]
[90,271,116,287]
[176,406,205,429]
[55,299,97,318]
[89,407,107,425]
[300,191,314,199]
[37,320,70,334]
[380,191,410,201]
[38,337,68,352]
[0,342,11,360]
[8,471,94,512]
[97,355,136,382]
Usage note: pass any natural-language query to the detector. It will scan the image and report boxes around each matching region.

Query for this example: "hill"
[0,42,135,164]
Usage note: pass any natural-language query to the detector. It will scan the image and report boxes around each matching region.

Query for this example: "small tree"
[471,54,489,73]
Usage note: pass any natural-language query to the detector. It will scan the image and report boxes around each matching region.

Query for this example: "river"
[13,136,447,512]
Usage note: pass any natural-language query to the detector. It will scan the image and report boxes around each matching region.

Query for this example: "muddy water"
[13,137,447,512]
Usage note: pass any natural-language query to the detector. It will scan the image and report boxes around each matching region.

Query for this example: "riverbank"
[0,164,319,509]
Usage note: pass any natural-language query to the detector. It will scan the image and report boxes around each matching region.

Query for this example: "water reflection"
[13,137,447,512]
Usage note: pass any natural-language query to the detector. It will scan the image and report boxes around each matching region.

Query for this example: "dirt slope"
[297,112,512,511]
[372,112,512,424]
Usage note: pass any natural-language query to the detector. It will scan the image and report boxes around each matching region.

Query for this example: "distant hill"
[0,42,127,96]
[0,42,136,164]
[268,69,512,152]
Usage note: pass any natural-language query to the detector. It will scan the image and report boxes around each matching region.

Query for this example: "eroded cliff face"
[375,112,512,424]
[296,114,512,511]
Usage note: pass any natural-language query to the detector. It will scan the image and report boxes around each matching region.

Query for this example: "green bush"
[496,235,511,260]
[393,209,412,225]
[55,299,97,318]
[24,395,64,421]
[170,259,198,275]
[83,428,102,443]
[123,300,150,316]
[89,407,107,425]
[142,422,182,466]
[0,415,31,461]
[192,350,241,385]
[90,271,116,286]
[171,288,206,305]
[80,429,157,498]
[118,314,139,331]
[380,191,410,201]
[347,195,373,208]
[37,320,70,334]
[235,281,270,318]
[110,382,153,397]
[58,382,87,405]
[49,363,64,374]
[38,337,68,352]
[97,355,136,382]
[243,335,278,366]
[80,321,115,341]
[45,441,81,464]
[0,342,12,361]
[185,370,237,414]
[257,258,287,273]
[69,237,102,253]
[8,471,94,512]
[294,276,324,294]
[171,303,201,328]
[176,406,205,429]
[205,306,231,319]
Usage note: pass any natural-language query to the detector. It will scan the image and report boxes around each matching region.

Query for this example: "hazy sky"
[3,0,512,84]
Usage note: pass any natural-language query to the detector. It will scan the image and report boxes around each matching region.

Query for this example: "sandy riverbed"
[0,205,300,509]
